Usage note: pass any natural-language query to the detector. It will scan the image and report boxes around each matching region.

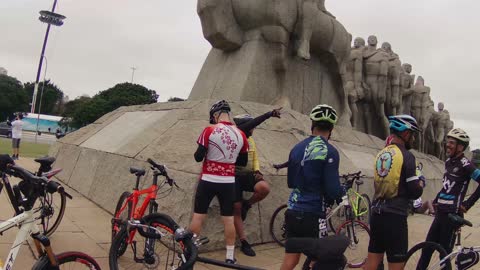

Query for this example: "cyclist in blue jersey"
[365,115,424,270]
[418,128,480,268]
[280,104,344,270]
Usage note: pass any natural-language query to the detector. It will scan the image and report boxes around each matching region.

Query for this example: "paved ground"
[1,158,479,269]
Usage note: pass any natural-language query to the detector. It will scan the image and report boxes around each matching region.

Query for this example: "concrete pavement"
[1,158,479,269]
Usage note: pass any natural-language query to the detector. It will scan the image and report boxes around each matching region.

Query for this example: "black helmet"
[209,100,231,124]
[233,114,254,126]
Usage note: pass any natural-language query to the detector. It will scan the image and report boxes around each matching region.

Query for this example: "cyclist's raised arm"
[321,149,343,201]
[462,167,480,211]
[404,153,423,200]
[236,108,281,133]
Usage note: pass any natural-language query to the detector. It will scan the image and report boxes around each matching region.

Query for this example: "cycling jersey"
[286,136,342,216]
[235,137,259,174]
[196,121,248,183]
[434,154,480,213]
[372,143,423,216]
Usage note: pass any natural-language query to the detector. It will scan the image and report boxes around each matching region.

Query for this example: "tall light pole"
[130,66,137,83]
[30,0,66,114]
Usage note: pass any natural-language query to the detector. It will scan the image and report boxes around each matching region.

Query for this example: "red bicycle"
[111,158,179,258]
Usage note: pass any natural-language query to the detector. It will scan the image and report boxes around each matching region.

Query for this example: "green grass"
[0,137,50,158]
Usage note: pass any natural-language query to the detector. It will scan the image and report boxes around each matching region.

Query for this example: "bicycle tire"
[405,241,452,270]
[357,193,371,225]
[269,204,288,247]
[32,251,101,270]
[336,220,370,268]
[112,191,132,257]
[109,214,196,270]
[39,191,67,237]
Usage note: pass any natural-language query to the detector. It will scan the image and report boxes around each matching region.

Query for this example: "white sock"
[226,245,235,260]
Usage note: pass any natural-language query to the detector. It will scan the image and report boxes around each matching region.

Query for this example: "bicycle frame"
[0,209,57,270]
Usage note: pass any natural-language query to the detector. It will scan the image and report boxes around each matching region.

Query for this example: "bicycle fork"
[32,233,58,267]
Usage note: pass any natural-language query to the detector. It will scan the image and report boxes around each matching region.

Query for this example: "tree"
[0,74,29,121]
[24,80,64,115]
[66,83,158,128]
[168,97,185,102]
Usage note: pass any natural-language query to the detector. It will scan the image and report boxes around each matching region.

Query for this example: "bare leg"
[280,253,301,270]
[222,216,236,246]
[363,253,383,270]
[247,181,270,205]
[233,202,246,240]
[189,213,207,235]
[297,0,316,60]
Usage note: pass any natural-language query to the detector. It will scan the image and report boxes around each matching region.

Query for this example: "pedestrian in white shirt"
[10,114,24,160]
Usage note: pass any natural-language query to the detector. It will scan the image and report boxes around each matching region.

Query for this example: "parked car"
[0,121,12,138]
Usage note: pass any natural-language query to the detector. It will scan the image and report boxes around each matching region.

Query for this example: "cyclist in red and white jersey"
[189,100,249,264]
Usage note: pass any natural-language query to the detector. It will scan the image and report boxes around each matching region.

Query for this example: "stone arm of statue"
[353,57,364,99]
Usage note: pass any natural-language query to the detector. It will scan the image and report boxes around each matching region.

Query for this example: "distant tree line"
[0,74,168,129]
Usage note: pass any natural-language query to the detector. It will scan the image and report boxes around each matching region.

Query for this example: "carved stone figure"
[432,102,450,158]
[421,99,435,153]
[192,0,352,124]
[411,76,430,150]
[362,35,389,137]
[400,63,415,114]
[341,37,366,129]
[381,42,402,116]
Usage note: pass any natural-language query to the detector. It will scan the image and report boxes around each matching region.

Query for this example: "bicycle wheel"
[328,205,346,233]
[336,220,370,268]
[109,215,196,270]
[357,194,371,225]
[32,251,101,270]
[36,191,67,237]
[112,191,132,257]
[269,204,288,247]
[405,241,452,270]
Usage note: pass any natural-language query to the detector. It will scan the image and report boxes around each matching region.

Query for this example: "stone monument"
[400,63,415,115]
[381,42,402,116]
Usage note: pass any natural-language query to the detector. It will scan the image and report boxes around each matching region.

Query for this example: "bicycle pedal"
[195,236,210,246]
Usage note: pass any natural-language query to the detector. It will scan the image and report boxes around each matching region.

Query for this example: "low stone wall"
[50,100,450,250]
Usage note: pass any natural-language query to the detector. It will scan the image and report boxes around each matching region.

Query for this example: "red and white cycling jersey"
[197,121,248,183]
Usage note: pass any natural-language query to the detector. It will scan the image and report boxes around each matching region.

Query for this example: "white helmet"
[447,128,470,145]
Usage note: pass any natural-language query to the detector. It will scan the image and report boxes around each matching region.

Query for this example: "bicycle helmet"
[209,100,231,124]
[309,104,338,124]
[447,128,470,146]
[233,114,254,126]
[388,115,421,133]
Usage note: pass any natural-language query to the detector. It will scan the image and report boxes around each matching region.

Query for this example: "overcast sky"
[1,0,479,149]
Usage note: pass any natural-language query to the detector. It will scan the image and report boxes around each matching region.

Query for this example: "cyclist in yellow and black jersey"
[364,115,424,270]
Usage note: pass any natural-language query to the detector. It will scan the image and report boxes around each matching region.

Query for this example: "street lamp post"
[30,0,66,114]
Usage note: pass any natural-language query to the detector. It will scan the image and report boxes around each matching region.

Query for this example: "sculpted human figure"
[341,37,366,128]
[297,0,335,59]
[421,99,435,153]
[411,76,430,150]
[432,102,449,158]
[363,35,389,137]
[400,63,415,114]
[381,42,402,116]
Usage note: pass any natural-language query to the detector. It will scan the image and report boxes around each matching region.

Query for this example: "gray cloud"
[1,0,479,148]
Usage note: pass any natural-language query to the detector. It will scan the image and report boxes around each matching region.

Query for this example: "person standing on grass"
[9,114,24,160]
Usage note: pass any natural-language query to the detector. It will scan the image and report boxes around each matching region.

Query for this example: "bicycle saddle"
[285,235,349,261]
[129,167,146,177]
[34,156,56,167]
[448,213,473,227]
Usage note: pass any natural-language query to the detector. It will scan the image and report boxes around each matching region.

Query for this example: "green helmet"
[309,104,338,125]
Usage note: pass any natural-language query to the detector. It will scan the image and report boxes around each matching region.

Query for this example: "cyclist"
[364,115,424,270]
[280,104,343,270]
[189,100,249,264]
[232,109,281,257]
[418,128,480,268]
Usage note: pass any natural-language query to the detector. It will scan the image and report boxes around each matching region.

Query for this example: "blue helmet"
[388,115,421,133]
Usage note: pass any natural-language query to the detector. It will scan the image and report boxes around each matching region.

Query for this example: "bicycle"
[269,171,371,246]
[0,162,101,270]
[405,213,479,270]
[0,156,67,236]
[328,171,371,232]
[111,158,192,269]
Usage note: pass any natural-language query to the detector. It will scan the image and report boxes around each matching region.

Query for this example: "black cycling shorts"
[368,212,408,263]
[284,209,328,247]
[194,180,235,216]
[234,173,263,202]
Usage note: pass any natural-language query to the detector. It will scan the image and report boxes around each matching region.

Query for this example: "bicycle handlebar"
[147,158,178,188]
